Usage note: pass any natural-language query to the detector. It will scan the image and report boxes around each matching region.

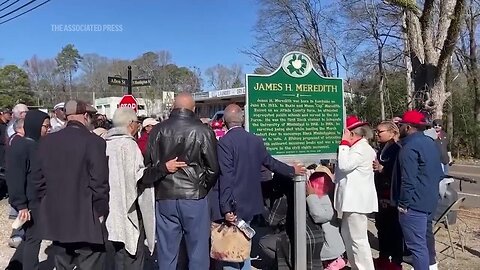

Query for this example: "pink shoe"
[325,257,347,270]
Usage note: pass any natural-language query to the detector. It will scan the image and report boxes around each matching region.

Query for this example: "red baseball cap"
[346,115,368,131]
[400,110,427,126]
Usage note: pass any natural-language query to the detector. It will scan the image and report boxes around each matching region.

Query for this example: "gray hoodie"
[306,194,346,260]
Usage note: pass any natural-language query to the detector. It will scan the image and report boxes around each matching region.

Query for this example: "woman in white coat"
[334,115,378,270]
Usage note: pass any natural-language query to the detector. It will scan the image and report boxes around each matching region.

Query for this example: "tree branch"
[435,0,457,60]
[438,0,466,77]
[420,0,436,63]
[383,0,420,14]
[405,10,425,64]
[379,33,403,39]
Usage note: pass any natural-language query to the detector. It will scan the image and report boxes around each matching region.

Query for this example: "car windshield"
[214,113,224,121]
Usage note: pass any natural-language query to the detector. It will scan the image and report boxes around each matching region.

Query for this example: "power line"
[0,0,19,12]
[0,0,11,8]
[0,0,35,19]
[0,0,50,25]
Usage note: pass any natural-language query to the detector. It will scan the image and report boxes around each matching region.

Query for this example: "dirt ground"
[0,199,479,269]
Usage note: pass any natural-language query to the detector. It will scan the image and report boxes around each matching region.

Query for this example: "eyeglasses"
[42,124,51,129]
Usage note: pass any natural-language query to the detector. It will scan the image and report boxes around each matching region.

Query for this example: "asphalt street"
[448,163,480,208]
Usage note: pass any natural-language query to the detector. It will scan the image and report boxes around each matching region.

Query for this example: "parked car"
[212,110,224,120]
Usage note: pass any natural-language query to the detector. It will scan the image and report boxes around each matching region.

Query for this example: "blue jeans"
[221,258,251,270]
[155,198,210,270]
[399,209,429,270]
[427,211,436,265]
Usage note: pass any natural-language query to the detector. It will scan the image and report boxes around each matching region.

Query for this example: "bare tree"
[157,50,172,66]
[341,0,403,120]
[402,10,415,109]
[244,0,339,76]
[387,0,465,118]
[80,53,110,96]
[455,0,480,156]
[133,51,160,80]
[205,64,243,89]
[107,59,132,96]
[24,55,63,105]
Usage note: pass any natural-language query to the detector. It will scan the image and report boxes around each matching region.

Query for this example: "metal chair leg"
[457,222,465,252]
[445,219,456,259]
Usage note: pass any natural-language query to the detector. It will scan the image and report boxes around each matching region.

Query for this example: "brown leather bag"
[210,222,251,262]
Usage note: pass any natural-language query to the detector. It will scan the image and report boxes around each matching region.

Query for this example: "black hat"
[433,119,443,126]
[1,108,12,114]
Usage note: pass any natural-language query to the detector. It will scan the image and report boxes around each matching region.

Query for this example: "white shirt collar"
[227,126,242,133]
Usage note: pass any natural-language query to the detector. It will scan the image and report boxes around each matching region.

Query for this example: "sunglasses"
[375,130,388,134]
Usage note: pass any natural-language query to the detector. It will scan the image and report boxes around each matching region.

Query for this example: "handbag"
[210,222,251,262]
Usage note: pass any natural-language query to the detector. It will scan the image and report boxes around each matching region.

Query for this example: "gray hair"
[13,118,24,133]
[12,104,28,119]
[112,108,137,128]
[224,109,244,128]
[351,125,373,140]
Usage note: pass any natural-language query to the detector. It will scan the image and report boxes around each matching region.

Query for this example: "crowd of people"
[0,92,453,270]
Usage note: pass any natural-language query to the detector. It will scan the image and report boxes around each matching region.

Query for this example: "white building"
[95,92,174,119]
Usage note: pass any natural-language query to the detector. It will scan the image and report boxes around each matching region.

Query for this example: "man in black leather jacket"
[143,92,219,270]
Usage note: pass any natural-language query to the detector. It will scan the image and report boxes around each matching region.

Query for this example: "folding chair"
[433,197,466,259]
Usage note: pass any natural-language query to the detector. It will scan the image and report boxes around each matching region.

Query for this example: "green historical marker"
[246,51,344,161]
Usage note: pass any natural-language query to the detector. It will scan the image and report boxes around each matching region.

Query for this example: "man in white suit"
[334,115,378,270]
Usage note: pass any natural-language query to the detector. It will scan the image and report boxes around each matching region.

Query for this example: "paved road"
[448,163,480,208]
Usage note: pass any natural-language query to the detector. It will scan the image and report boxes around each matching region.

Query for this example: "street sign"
[132,79,151,87]
[246,51,344,163]
[108,66,151,95]
[108,77,128,86]
[118,94,138,112]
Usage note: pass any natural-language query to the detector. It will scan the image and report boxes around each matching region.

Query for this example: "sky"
[0,0,259,74]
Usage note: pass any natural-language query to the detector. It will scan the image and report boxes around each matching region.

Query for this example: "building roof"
[193,87,245,101]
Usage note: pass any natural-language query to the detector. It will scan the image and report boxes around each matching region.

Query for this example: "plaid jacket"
[268,196,324,270]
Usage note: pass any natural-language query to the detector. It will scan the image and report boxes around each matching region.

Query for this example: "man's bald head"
[174,92,195,111]
[224,104,244,128]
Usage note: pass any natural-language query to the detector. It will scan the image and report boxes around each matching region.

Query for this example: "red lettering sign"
[118,95,138,113]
